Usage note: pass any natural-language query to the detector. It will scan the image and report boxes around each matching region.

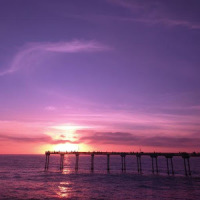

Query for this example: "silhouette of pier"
[44,151,200,176]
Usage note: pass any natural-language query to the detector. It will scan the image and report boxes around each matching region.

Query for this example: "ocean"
[0,154,200,199]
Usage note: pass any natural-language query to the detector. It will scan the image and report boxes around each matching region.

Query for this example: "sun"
[54,143,79,152]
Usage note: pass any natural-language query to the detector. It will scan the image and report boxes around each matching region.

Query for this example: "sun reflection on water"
[62,168,72,174]
[57,182,72,198]
[61,155,73,174]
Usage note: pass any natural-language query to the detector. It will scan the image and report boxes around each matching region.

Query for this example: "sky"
[0,0,200,154]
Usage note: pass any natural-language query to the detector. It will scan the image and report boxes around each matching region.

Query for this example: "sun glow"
[47,123,90,141]
[43,124,92,152]
[54,143,79,152]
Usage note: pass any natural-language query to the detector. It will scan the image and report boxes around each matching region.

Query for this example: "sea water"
[0,154,200,199]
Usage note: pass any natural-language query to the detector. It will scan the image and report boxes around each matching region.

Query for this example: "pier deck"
[46,151,200,157]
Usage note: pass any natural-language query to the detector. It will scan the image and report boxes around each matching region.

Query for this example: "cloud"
[1,128,200,149]
[119,17,200,30]
[0,133,78,144]
[107,0,200,29]
[77,130,200,148]
[0,40,111,76]
[44,40,110,53]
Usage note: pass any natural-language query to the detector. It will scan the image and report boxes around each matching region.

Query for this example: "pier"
[44,151,200,176]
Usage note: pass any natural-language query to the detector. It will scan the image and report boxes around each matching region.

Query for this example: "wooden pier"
[44,151,200,176]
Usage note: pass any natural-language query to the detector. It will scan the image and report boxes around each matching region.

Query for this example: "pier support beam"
[187,158,191,176]
[136,154,142,173]
[155,156,158,174]
[107,154,110,172]
[165,155,174,175]
[170,158,174,175]
[121,154,126,172]
[182,154,191,176]
[183,158,187,176]
[45,154,48,170]
[150,154,158,174]
[60,154,64,170]
[166,157,169,175]
[45,152,50,171]
[151,157,154,174]
[91,154,94,171]
[137,156,139,173]
[75,154,79,171]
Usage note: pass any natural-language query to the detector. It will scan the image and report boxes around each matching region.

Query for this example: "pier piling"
[166,157,169,175]
[45,154,47,170]
[155,157,158,173]
[165,155,174,175]
[107,154,110,171]
[45,152,50,170]
[139,156,142,173]
[137,156,139,173]
[170,158,174,175]
[91,154,94,171]
[183,158,187,176]
[136,154,142,173]
[60,154,64,170]
[75,154,79,171]
[187,158,191,176]
[182,153,191,176]
[151,157,154,174]
[121,154,126,171]
[150,155,158,174]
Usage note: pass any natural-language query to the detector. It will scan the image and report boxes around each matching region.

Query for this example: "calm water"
[0,155,200,199]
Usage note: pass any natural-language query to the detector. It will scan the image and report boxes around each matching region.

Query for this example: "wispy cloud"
[0,40,111,76]
[107,0,200,30]
[117,17,200,30]
[44,40,110,53]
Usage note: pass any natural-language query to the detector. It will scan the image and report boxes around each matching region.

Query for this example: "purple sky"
[0,0,200,153]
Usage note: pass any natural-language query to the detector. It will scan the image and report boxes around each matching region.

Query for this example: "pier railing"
[44,151,200,176]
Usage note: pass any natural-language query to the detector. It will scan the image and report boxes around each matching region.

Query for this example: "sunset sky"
[0,0,200,154]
